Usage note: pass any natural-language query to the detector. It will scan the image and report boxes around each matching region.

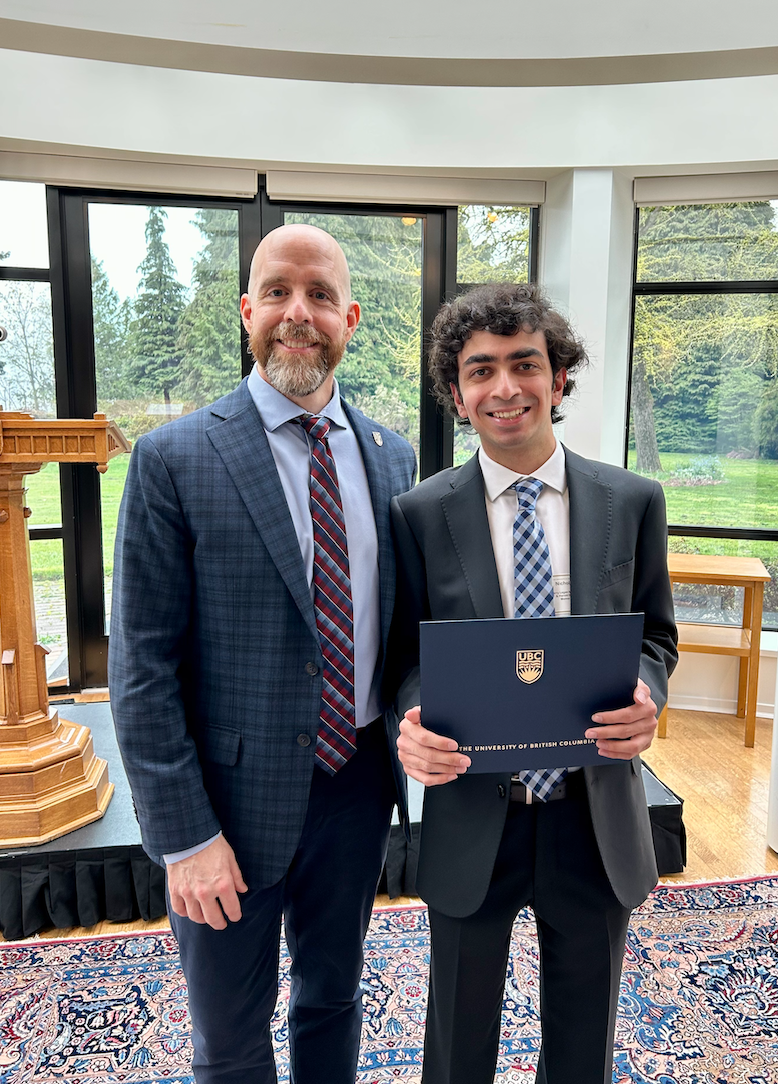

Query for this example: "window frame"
[625,202,778,627]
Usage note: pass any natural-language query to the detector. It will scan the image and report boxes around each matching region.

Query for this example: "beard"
[249,321,347,399]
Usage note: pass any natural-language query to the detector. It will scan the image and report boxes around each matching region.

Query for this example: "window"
[628,201,778,628]
[0,180,69,686]
[88,201,242,627]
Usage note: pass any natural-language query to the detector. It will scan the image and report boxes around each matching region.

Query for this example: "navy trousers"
[169,721,396,1084]
[421,771,632,1084]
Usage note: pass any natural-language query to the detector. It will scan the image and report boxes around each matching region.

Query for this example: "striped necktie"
[301,415,357,774]
[512,478,567,801]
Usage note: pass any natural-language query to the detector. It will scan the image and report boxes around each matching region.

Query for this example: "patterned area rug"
[2,877,777,1083]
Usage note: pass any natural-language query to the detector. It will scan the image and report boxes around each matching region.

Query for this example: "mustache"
[272,321,326,346]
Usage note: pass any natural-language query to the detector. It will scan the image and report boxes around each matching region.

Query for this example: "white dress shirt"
[478,441,571,620]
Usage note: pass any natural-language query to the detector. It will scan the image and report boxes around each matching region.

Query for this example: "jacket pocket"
[600,559,634,590]
[199,725,242,766]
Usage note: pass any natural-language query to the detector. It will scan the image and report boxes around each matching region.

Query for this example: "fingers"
[585,680,658,760]
[166,837,248,929]
[397,706,470,786]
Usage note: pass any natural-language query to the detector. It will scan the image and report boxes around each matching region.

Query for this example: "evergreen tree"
[91,257,132,401]
[175,209,242,405]
[129,207,186,401]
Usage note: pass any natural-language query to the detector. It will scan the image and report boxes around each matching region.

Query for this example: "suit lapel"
[440,455,504,619]
[565,447,612,616]
[206,384,318,642]
[346,405,396,647]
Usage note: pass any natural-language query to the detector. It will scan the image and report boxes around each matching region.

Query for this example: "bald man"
[109,225,417,1084]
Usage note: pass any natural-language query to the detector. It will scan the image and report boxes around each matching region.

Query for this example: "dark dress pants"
[168,721,396,1084]
[422,772,632,1084]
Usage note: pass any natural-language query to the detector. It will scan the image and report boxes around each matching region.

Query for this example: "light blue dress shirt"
[165,366,382,864]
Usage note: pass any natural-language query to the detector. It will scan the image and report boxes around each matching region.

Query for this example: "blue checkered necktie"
[300,414,357,775]
[512,478,567,801]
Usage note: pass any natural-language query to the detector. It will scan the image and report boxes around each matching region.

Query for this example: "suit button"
[305,662,319,675]
[297,734,312,747]
[497,784,506,799]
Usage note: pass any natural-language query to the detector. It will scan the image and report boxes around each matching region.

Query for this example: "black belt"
[509,770,583,804]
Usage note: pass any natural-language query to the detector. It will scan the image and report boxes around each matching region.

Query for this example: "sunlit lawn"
[626,451,778,531]
[27,456,131,578]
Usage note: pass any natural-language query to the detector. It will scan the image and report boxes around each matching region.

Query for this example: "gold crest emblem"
[516,649,544,684]
[372,431,383,446]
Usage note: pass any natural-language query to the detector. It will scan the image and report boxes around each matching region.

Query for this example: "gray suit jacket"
[389,447,678,916]
[109,379,416,887]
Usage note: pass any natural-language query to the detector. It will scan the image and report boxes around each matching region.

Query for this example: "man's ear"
[239,294,252,336]
[344,300,360,344]
[552,367,567,406]
[450,382,469,422]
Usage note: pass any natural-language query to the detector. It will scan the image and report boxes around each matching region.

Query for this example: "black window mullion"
[529,206,540,284]
[420,211,454,480]
[47,186,106,690]
[239,193,263,378]
[0,266,50,282]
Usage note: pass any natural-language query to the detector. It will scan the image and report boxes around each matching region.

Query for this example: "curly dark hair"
[429,282,589,425]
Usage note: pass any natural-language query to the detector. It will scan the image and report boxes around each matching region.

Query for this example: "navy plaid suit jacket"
[108,379,416,887]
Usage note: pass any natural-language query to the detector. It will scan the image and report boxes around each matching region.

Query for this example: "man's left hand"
[584,678,657,759]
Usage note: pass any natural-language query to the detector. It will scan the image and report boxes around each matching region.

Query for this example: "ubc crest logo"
[516,649,544,684]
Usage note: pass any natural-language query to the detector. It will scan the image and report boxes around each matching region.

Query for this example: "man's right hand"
[397,706,471,786]
[167,835,248,929]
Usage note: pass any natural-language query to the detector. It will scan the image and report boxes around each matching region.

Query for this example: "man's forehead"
[252,239,349,294]
[459,326,549,358]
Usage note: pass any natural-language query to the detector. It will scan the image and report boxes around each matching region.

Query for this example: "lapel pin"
[372,432,383,447]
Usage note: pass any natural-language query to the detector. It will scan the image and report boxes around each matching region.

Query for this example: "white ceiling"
[2,0,778,60]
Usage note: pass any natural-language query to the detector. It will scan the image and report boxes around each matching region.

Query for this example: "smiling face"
[452,327,566,474]
[240,225,360,412]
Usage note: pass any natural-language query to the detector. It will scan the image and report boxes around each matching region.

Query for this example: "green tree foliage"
[91,257,132,400]
[175,209,242,405]
[129,207,186,400]
[457,206,530,285]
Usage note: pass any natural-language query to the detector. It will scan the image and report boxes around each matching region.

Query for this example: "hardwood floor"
[642,708,778,883]
[6,707,778,942]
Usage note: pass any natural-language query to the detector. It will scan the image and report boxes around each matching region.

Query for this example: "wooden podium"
[0,411,131,846]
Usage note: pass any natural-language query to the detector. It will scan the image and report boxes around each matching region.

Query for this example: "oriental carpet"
[1,876,777,1083]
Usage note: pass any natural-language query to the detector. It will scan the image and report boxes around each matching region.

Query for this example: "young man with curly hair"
[389,283,677,1084]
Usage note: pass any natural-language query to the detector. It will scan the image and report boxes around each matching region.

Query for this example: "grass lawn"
[27,456,131,579]
[626,451,778,531]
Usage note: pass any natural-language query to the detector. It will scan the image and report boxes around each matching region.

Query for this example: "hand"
[584,678,657,760]
[397,706,471,786]
[167,835,248,929]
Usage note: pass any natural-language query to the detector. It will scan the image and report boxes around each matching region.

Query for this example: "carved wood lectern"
[0,411,131,845]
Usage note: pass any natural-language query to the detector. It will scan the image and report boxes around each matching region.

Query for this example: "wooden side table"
[659,553,770,748]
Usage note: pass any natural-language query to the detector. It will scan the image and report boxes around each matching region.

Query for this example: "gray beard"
[262,347,331,398]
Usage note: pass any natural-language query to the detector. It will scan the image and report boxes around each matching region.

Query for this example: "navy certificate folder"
[420,613,644,773]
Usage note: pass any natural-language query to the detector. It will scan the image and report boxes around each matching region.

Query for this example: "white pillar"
[539,169,635,466]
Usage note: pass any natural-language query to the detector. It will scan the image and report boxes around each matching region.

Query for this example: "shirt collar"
[478,440,567,503]
[247,364,347,433]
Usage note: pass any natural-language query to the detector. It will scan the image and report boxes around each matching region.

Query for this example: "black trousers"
[422,772,631,1084]
[168,720,396,1084]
